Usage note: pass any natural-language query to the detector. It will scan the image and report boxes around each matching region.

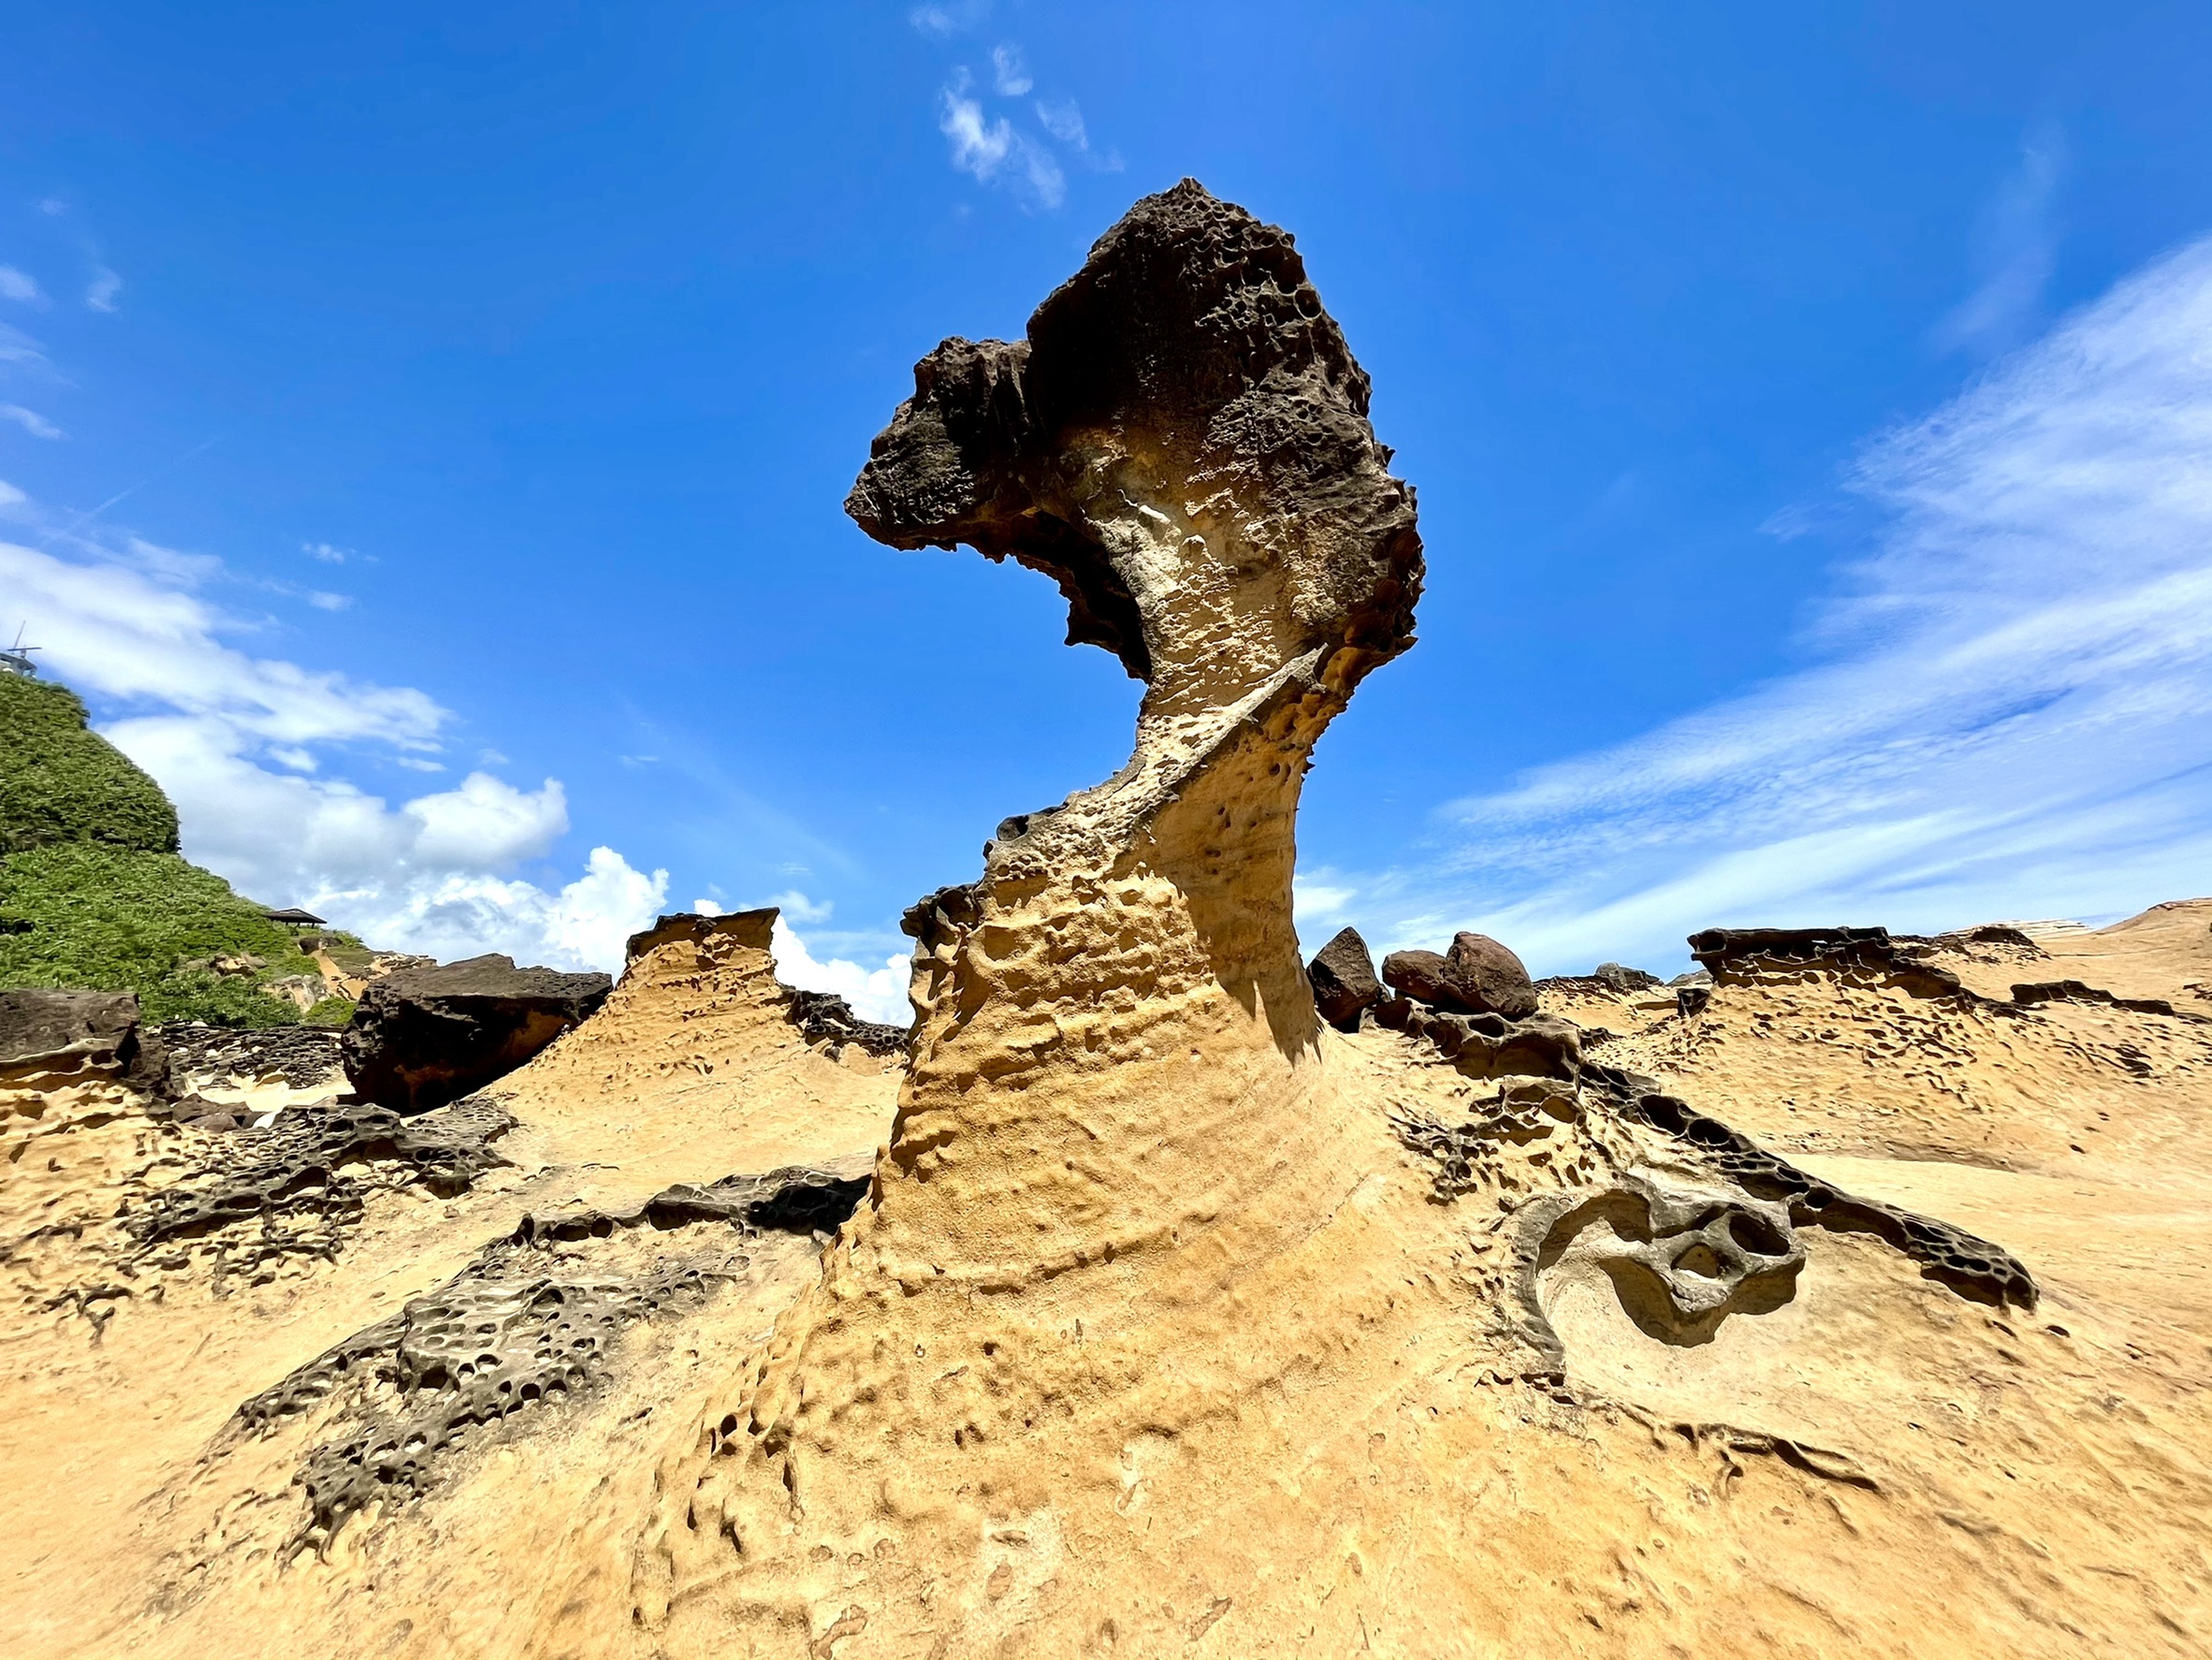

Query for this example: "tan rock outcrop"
[2,184,2207,1660]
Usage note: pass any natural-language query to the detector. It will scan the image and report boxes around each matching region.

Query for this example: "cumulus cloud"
[1309,231,2212,975]
[766,888,835,924]
[104,716,664,973]
[0,267,45,305]
[0,404,63,440]
[769,918,911,1026]
[5,503,667,971]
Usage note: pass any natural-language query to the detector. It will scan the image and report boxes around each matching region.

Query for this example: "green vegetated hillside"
[0,672,180,853]
[0,674,307,1027]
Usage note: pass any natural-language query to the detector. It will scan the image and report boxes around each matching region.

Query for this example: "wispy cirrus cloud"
[85,268,123,313]
[990,43,1032,96]
[0,267,46,306]
[922,22,1115,211]
[939,69,1064,208]
[1933,127,2068,357]
[0,404,64,439]
[0,323,53,372]
[1300,231,2212,973]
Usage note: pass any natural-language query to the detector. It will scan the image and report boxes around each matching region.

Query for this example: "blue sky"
[5,3,2212,1018]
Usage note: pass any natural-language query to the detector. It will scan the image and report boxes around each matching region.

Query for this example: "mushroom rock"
[630,181,2190,1660]
[0,182,2197,1660]
[647,179,1430,1646]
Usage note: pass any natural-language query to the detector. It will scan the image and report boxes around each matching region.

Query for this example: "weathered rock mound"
[341,954,612,1114]
[1,986,170,1096]
[1306,925,1382,1031]
[1381,928,1538,1019]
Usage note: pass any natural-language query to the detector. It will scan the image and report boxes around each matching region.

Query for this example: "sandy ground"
[4,900,2207,1658]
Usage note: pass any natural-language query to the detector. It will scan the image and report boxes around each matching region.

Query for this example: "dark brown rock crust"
[845,178,1423,700]
[341,954,612,1114]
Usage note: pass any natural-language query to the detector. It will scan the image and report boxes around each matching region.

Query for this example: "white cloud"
[766,888,834,924]
[1035,97,1086,150]
[107,710,658,971]
[0,537,442,749]
[317,848,669,973]
[0,267,45,305]
[7,499,667,972]
[1317,231,2212,976]
[0,404,63,440]
[940,82,1014,182]
[302,540,352,563]
[305,590,351,611]
[769,917,911,1026]
[1934,127,2067,357]
[937,80,1064,210]
[0,324,51,371]
[38,199,68,217]
[910,0,989,36]
[991,43,1032,96]
[86,269,122,313]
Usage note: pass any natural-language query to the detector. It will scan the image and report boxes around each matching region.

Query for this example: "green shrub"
[0,843,303,1027]
[302,996,358,1027]
[0,674,180,854]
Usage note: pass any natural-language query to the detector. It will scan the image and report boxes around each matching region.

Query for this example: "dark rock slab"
[1374,996,1581,1081]
[1307,926,1383,1031]
[123,1095,517,1269]
[0,986,170,1095]
[2011,980,2195,1020]
[1686,925,1969,1000]
[341,954,611,1114]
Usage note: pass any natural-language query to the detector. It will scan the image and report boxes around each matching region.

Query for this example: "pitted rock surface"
[1687,925,1972,1001]
[1613,1081,2038,1310]
[159,1022,343,1094]
[223,1165,867,1554]
[1374,994,1583,1081]
[119,1095,517,1281]
[785,990,909,1058]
